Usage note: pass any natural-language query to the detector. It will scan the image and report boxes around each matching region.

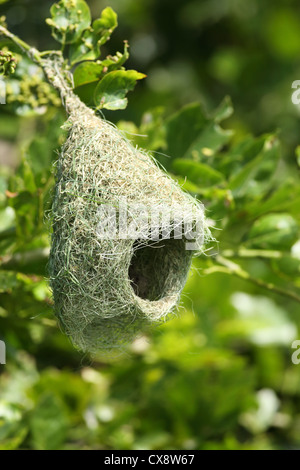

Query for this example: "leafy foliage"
[94,69,146,110]
[46,1,145,110]
[47,0,91,45]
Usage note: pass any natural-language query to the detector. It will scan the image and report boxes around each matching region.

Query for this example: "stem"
[221,248,285,259]
[0,24,42,66]
[0,247,50,271]
[204,255,300,304]
[0,24,93,117]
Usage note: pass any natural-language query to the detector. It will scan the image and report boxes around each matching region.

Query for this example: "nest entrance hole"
[128,238,191,302]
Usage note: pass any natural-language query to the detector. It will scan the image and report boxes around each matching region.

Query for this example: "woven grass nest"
[47,62,211,353]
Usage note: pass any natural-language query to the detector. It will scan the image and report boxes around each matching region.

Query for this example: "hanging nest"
[46,60,211,353]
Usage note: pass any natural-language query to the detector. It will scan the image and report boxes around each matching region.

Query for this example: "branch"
[203,255,300,304]
[0,24,43,66]
[0,24,93,117]
[221,248,285,259]
[0,247,50,271]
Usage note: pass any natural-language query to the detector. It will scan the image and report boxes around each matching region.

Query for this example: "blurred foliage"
[0,48,16,75]
[1,0,300,451]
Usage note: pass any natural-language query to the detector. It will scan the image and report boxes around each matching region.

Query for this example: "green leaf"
[101,41,130,72]
[68,30,98,64]
[74,81,97,106]
[246,214,299,250]
[228,135,280,198]
[69,8,119,65]
[165,103,209,160]
[73,62,104,88]
[216,135,266,178]
[29,394,68,450]
[184,122,233,160]
[172,159,224,187]
[46,0,91,45]
[245,181,300,219]
[73,45,131,103]
[94,70,146,110]
[92,7,118,49]
[272,256,300,279]
[73,42,130,88]
[165,101,233,161]
[212,96,234,123]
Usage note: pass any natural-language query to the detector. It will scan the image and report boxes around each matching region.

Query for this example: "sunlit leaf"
[246,213,299,250]
[165,103,209,160]
[172,158,224,187]
[229,135,280,198]
[73,62,104,88]
[92,7,118,49]
[94,70,146,110]
[46,0,91,45]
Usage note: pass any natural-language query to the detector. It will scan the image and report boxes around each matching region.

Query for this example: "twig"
[0,24,43,65]
[0,247,50,271]
[0,24,92,117]
[221,248,285,259]
[203,255,300,304]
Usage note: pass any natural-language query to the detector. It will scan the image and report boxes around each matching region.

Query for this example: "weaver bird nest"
[47,60,211,353]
